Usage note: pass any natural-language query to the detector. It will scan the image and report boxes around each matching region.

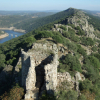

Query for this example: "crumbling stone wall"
[57,72,85,92]
[45,53,59,94]
[21,43,59,100]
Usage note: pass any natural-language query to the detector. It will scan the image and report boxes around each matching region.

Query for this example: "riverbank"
[0,27,26,33]
[0,30,25,43]
[0,33,9,39]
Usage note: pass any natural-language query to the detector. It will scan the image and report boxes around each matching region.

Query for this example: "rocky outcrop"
[67,11,95,39]
[21,43,59,100]
[57,72,85,92]
[75,72,85,92]
[21,42,85,99]
[53,24,72,33]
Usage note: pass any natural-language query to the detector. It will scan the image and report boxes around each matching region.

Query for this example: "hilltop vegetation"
[1,8,100,100]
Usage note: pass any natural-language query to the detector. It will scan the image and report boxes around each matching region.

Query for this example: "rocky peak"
[67,10,95,39]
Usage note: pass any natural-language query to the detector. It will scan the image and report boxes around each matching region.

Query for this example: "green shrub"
[0,84,24,100]
[57,63,70,73]
[77,45,86,56]
[66,42,78,52]
[82,64,99,82]
[0,53,5,70]
[56,90,78,100]
[77,30,85,36]
[68,27,75,34]
[70,34,79,42]
[92,53,100,61]
[59,25,67,31]
[35,31,54,39]
[52,35,63,43]
[40,91,56,100]
[62,54,82,72]
[62,31,70,38]
[79,79,92,91]
[75,26,81,31]
[91,46,97,52]
[78,94,86,100]
[98,48,100,53]
[23,36,36,47]
[98,43,100,48]
[68,24,75,29]
[81,90,95,100]
[88,56,100,69]
[80,37,94,46]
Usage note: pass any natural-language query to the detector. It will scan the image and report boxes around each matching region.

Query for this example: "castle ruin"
[21,43,59,100]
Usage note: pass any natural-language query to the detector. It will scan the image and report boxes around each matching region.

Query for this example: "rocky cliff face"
[67,10,95,39]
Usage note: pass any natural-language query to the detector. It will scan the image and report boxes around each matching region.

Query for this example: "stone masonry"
[21,43,59,100]
[21,42,85,100]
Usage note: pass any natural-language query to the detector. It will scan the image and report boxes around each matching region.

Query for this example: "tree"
[88,56,100,69]
[23,36,36,47]
[0,53,5,71]
[62,54,82,72]
[79,79,92,91]
[52,35,63,43]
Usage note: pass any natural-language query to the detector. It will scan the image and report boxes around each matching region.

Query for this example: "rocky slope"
[1,8,100,100]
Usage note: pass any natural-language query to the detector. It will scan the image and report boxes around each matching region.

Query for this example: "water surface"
[0,30,25,44]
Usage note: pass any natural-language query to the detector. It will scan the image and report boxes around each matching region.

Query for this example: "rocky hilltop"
[17,41,85,100]
[0,8,100,100]
[67,10,95,38]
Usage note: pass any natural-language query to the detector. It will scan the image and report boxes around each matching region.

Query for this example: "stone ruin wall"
[21,43,59,100]
[21,42,85,100]
[45,53,59,93]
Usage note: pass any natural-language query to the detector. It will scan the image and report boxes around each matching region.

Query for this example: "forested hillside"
[14,8,76,32]
[0,12,55,30]
[1,8,100,100]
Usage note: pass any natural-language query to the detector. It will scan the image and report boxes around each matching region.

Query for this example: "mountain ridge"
[0,8,100,100]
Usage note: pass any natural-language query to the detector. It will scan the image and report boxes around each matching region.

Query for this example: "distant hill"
[14,8,76,32]
[81,9,100,31]
[0,10,57,15]
[82,9,100,17]
[0,11,55,30]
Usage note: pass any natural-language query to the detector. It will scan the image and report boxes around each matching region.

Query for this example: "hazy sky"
[0,0,100,11]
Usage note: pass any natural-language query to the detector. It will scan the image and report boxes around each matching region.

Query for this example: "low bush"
[79,79,92,91]
[91,46,97,52]
[59,54,82,72]
[78,94,86,100]
[77,45,86,56]
[80,37,95,46]
[59,25,67,31]
[52,35,63,43]
[56,90,78,100]
[0,84,24,100]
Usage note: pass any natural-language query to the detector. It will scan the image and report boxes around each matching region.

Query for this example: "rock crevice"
[21,43,59,100]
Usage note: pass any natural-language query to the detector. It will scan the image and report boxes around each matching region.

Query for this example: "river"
[0,30,25,44]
